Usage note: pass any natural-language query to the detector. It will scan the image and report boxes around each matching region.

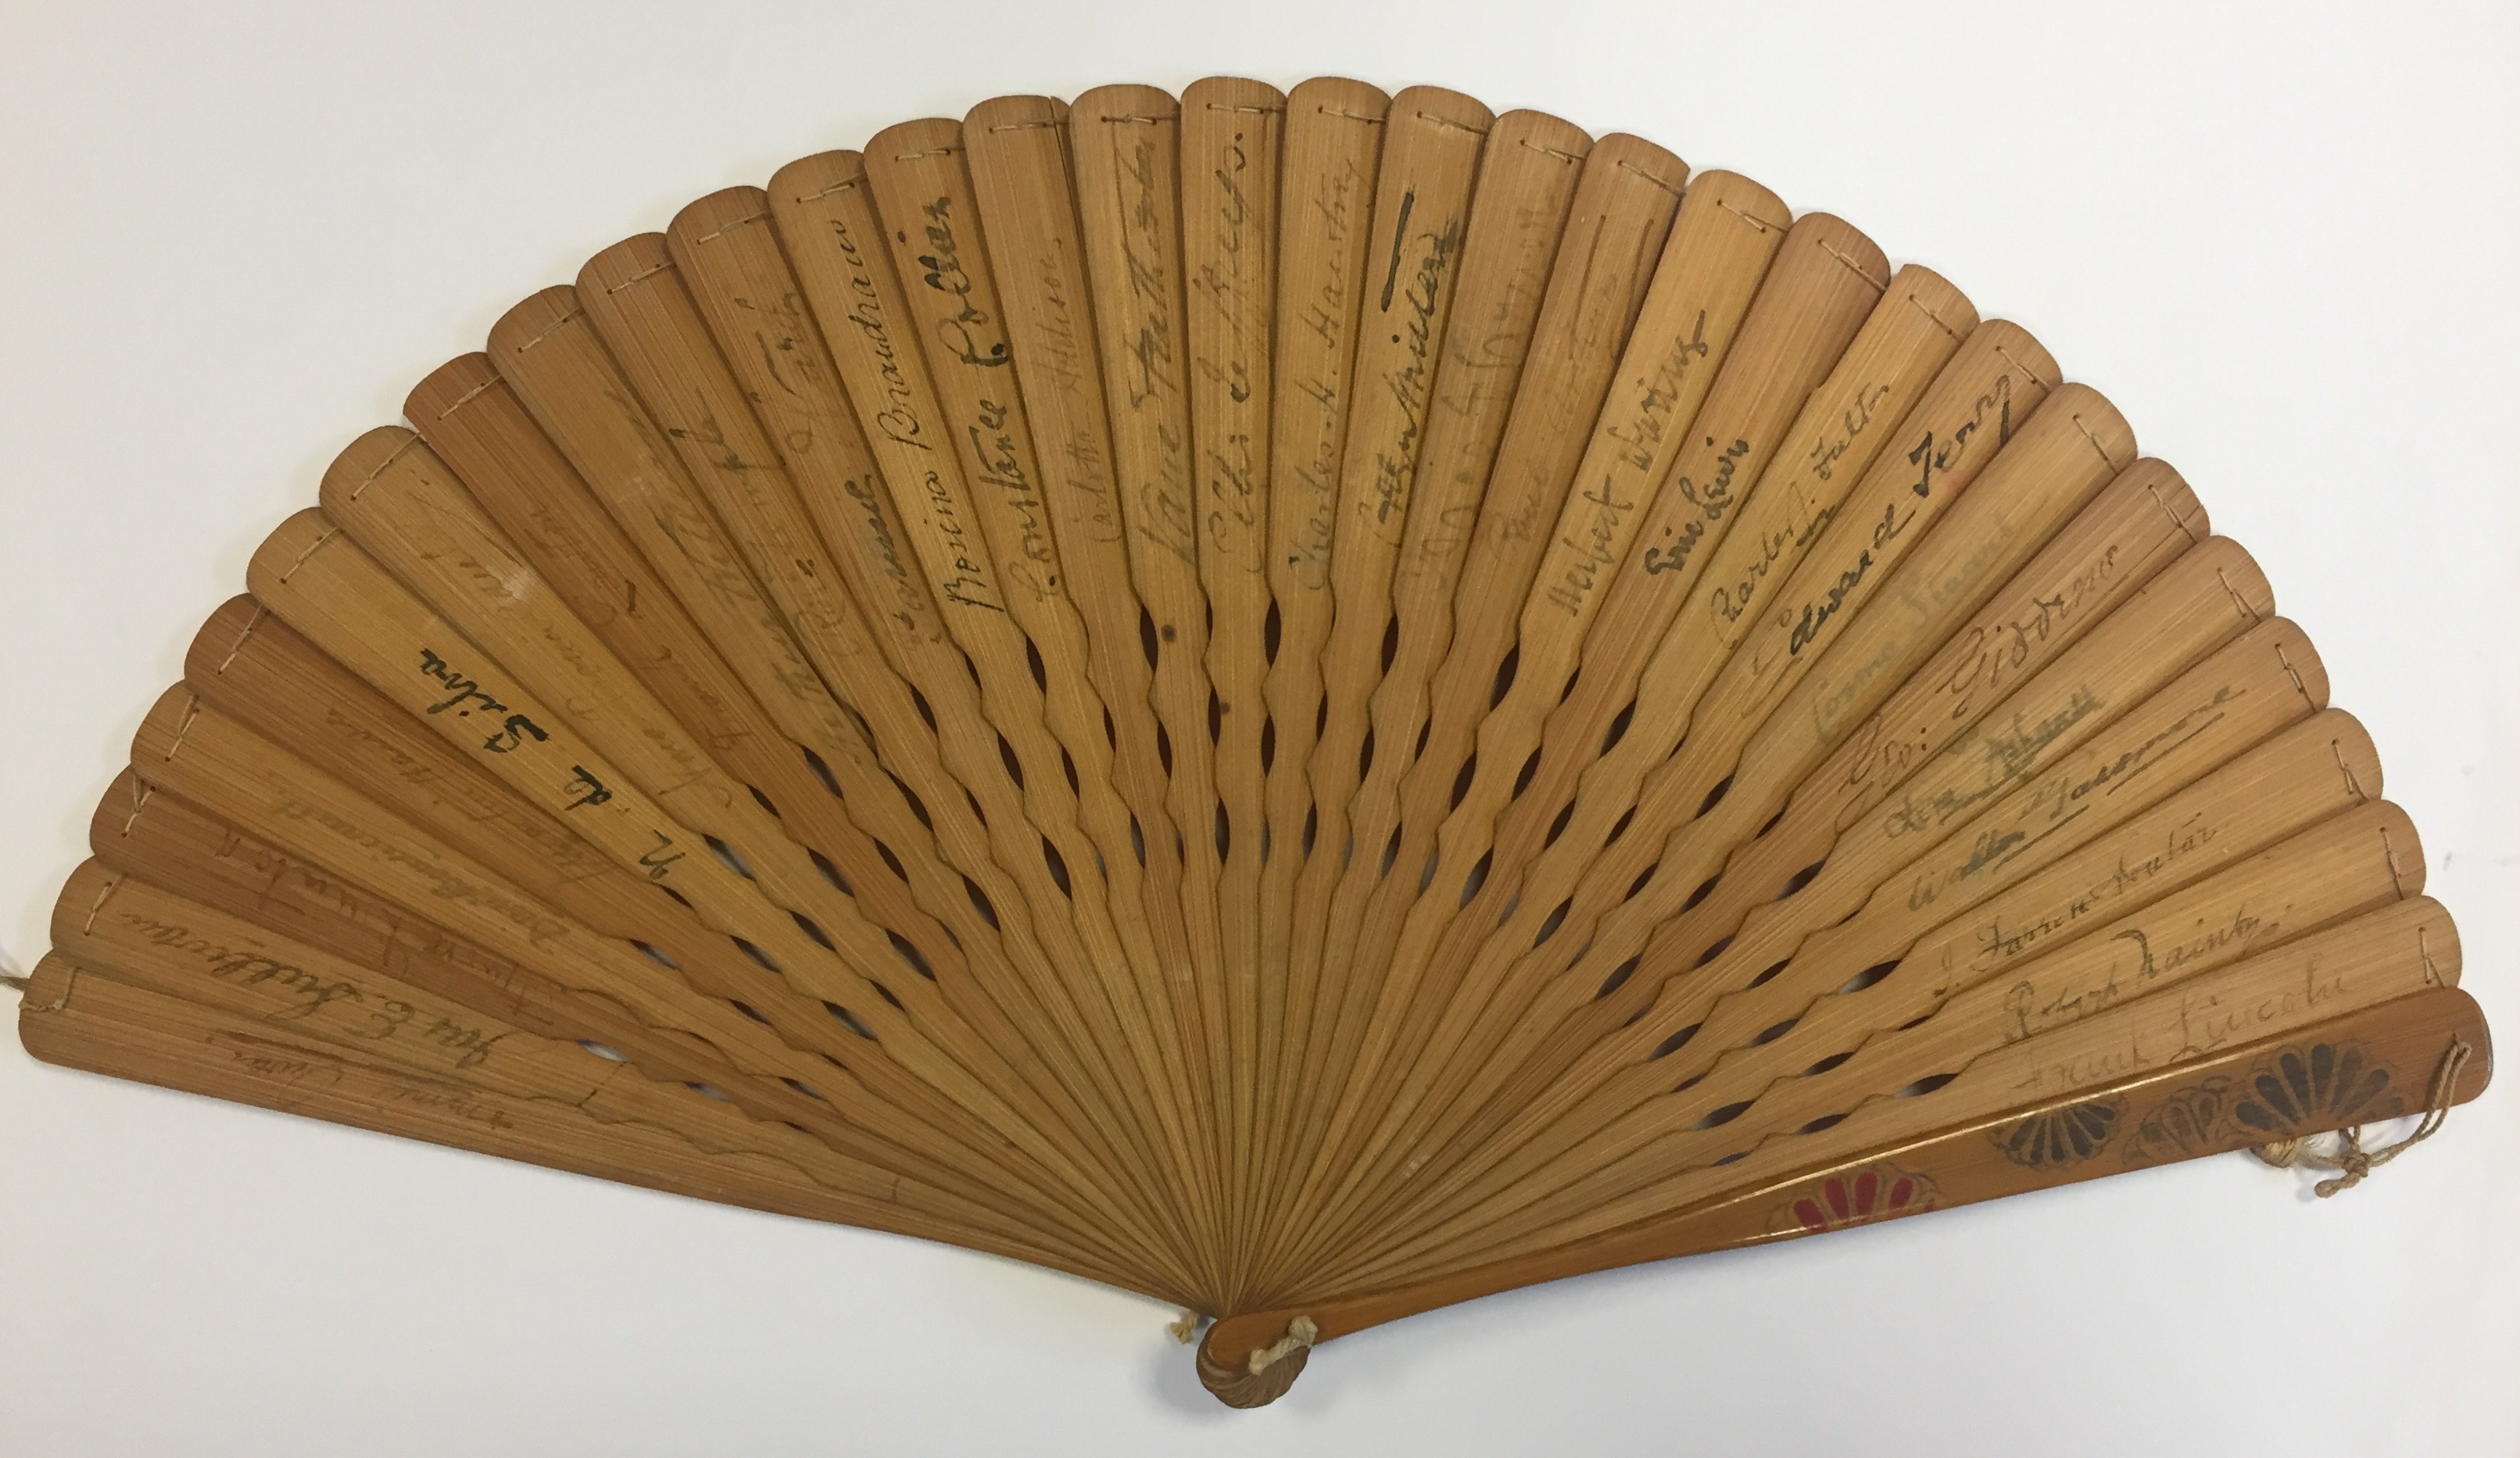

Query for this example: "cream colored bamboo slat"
[1300,108,1596,1175]
[1262,87,1495,1269]
[958,93,1226,1272]
[47,868,1103,1268]
[1252,75,1393,1235]
[1395,457,2212,1207]
[576,227,1190,1250]
[1352,892,2454,1284]
[1326,129,1688,1118]
[1309,264,1983,1255]
[1178,76,1287,1291]
[1355,614,2334,1271]
[234,515,1189,1274]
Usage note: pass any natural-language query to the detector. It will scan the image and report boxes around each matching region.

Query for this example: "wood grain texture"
[13,74,2493,1406]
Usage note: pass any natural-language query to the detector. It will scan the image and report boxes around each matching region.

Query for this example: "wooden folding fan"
[13,75,2490,1409]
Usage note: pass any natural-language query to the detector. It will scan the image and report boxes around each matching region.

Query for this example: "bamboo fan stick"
[851,125,1177,1044]
[1487,705,2397,1245]
[1348,614,2336,1277]
[1057,84,1254,1283]
[235,517,1191,1274]
[317,432,966,1033]
[313,424,1176,1243]
[81,766,858,1150]
[574,230,1191,1250]
[1315,263,1982,1251]
[1256,85,1494,1276]
[1344,207,1874,1073]
[1351,381,2136,1231]
[1428,273,1988,975]
[116,679,1009,1200]
[1619,571,2305,1080]
[176,586,1154,1250]
[1315,146,1694,1262]
[1638,704,2390,1122]
[836,127,1219,1271]
[958,93,1226,1270]
[1307,331,2070,1256]
[73,765,1156,1269]
[100,711,1111,1255]
[561,242,1013,983]
[1323,127,1687,1116]
[1298,107,1598,1200]
[1251,75,1391,1247]
[16,951,1141,1291]
[1201,982,2490,1370]
[400,353,1184,1246]
[769,148,1162,1036]
[1681,797,2429,1154]
[478,280,1197,1277]
[1359,163,1744,1034]
[463,292,1133,1159]
[1273,206,1880,1283]
[1393,890,2451,1276]
[43,869,1105,1269]
[404,356,950,940]
[1404,457,2210,1195]
[1348,557,2281,1249]
[1577,448,2184,1041]
[181,594,904,1058]
[643,194,1205,1268]
[1179,76,1289,1292]
[756,152,1212,1274]
[1277,174,1785,1237]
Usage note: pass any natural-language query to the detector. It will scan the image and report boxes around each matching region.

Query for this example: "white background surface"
[3,2,2515,1453]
